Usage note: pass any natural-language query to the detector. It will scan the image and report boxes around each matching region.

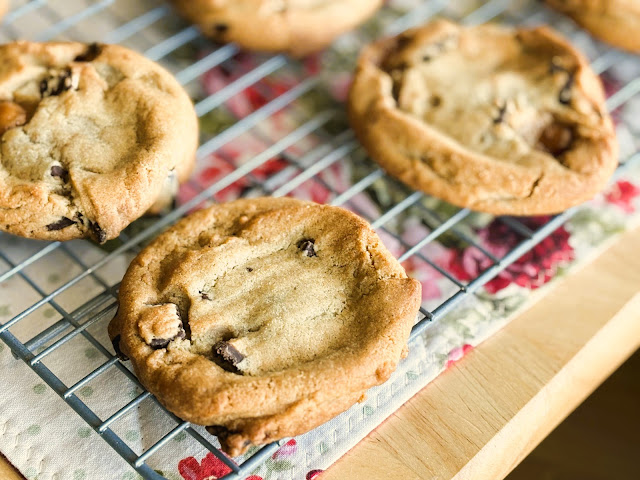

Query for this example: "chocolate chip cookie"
[348,20,618,215]
[0,42,198,242]
[108,197,421,456]
[168,0,383,56]
[546,0,640,53]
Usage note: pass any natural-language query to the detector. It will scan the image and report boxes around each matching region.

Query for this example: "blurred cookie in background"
[546,0,640,53]
[168,0,383,56]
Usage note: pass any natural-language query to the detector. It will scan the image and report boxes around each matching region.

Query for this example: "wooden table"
[2,227,640,480]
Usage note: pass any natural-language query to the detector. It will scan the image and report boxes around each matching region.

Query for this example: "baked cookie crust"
[348,20,618,216]
[0,42,197,242]
[546,0,640,53]
[168,0,383,56]
[109,197,421,456]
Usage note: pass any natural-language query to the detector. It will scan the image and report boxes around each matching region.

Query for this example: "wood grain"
[321,226,640,480]
[507,349,640,480]
[2,228,639,480]
[0,453,23,480]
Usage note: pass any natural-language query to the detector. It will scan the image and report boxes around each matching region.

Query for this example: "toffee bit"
[537,123,574,157]
[46,217,76,231]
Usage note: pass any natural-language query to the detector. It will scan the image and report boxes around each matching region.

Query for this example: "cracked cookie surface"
[168,0,382,56]
[0,42,198,242]
[108,197,421,456]
[348,20,618,215]
[546,0,640,53]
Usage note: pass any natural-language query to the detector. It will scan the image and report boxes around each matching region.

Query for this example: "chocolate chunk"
[46,217,76,231]
[212,341,245,373]
[549,60,575,105]
[205,425,236,439]
[430,96,442,108]
[74,43,102,62]
[111,335,129,361]
[419,35,457,64]
[213,24,229,34]
[40,68,75,98]
[493,102,507,124]
[176,325,187,342]
[246,267,253,272]
[149,338,170,349]
[214,341,244,364]
[173,304,191,340]
[148,324,186,350]
[199,291,211,300]
[391,78,403,104]
[549,61,568,75]
[558,75,574,105]
[205,425,227,437]
[538,123,574,157]
[50,165,69,181]
[90,221,106,243]
[297,239,317,257]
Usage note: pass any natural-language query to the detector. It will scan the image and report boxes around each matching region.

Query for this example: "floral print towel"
[1,1,640,479]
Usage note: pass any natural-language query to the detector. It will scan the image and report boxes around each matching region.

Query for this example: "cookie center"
[0,43,179,241]
[190,238,359,376]
[385,28,581,164]
[145,205,386,378]
[1,44,133,183]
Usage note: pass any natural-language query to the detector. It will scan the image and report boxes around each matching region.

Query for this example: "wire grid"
[0,0,639,479]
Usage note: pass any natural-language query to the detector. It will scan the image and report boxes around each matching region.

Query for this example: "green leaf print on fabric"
[363,405,375,417]
[266,459,293,472]
[32,384,46,395]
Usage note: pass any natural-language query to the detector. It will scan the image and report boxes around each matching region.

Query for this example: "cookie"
[546,0,640,53]
[0,42,198,242]
[348,20,618,216]
[108,197,421,456]
[168,0,383,56]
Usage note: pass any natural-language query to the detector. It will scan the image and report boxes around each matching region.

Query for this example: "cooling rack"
[1,0,639,479]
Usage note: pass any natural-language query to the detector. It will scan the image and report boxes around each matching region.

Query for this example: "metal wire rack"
[0,0,638,479]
